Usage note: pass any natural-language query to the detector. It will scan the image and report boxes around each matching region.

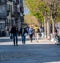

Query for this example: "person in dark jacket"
[11,25,18,46]
[21,28,27,44]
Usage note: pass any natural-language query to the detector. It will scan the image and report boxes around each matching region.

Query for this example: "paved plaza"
[0,37,60,63]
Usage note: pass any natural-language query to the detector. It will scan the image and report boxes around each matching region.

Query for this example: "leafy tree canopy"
[25,0,60,23]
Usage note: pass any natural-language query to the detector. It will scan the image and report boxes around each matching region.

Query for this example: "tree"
[25,0,60,38]
[47,0,60,34]
[25,0,46,23]
[25,0,51,38]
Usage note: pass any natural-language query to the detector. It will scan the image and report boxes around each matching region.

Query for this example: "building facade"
[0,0,7,36]
[0,0,24,36]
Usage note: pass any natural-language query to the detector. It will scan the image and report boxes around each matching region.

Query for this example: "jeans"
[13,34,18,46]
[22,35,26,44]
[29,34,33,42]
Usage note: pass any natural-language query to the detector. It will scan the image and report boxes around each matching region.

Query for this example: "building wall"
[0,0,7,36]
[0,0,24,36]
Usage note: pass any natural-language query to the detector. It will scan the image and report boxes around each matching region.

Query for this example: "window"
[0,0,6,4]
[0,5,7,18]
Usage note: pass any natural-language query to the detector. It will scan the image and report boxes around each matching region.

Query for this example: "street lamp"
[44,6,50,39]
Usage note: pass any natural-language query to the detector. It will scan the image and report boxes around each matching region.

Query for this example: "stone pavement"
[0,39,55,45]
[0,37,60,63]
[0,37,55,45]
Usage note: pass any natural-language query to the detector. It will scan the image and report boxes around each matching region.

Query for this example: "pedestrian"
[55,27,58,37]
[21,28,27,44]
[19,27,27,45]
[34,25,39,42]
[39,26,44,38]
[28,27,34,42]
[10,25,18,46]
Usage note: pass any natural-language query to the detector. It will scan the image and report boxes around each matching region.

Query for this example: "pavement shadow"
[0,44,60,63]
[0,37,30,42]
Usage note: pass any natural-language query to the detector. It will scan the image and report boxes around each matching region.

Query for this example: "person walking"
[21,28,27,44]
[10,25,18,46]
[34,25,39,42]
[28,27,34,42]
[19,27,27,44]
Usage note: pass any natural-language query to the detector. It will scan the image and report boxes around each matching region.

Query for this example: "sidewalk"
[0,37,60,63]
[0,37,55,45]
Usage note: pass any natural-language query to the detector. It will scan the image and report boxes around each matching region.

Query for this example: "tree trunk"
[51,16,55,34]
[44,16,47,38]
[50,16,55,40]
[46,18,50,39]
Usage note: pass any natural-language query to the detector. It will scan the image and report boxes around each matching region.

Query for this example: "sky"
[24,6,30,15]
[23,0,30,15]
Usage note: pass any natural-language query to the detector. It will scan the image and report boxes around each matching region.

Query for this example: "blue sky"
[23,0,30,15]
[24,6,30,15]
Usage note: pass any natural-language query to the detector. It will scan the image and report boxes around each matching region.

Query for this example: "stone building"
[0,0,24,36]
[0,0,7,36]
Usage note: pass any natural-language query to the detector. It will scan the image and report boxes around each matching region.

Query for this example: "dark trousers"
[22,35,26,44]
[13,34,18,46]
[29,34,33,42]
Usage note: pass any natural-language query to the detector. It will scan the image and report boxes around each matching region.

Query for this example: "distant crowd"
[10,25,44,46]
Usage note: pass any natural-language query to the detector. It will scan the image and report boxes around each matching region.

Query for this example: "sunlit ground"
[44,61,60,63]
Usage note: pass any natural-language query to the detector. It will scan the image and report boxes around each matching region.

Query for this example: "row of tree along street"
[25,0,60,39]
